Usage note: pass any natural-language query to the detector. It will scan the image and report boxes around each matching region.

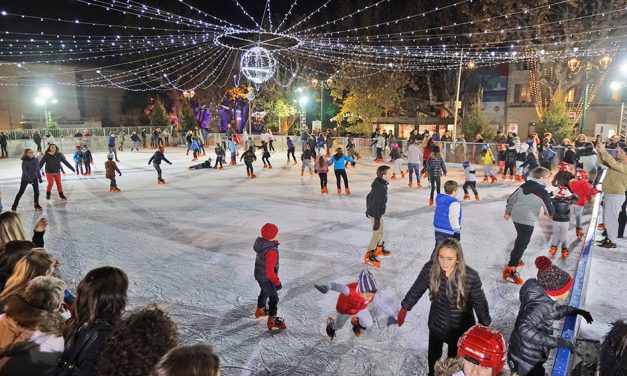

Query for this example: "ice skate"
[483,176,489,182]
[576,227,583,239]
[109,186,114,192]
[59,192,68,201]
[247,171,251,177]
[408,182,413,188]
[213,166,218,169]
[337,188,342,196]
[501,175,507,180]
[294,160,297,165]
[364,251,380,268]
[497,168,504,174]
[250,173,257,178]
[300,170,304,177]
[463,194,470,200]
[490,176,497,184]
[503,266,524,285]
[509,175,514,181]
[192,157,198,161]
[219,166,224,170]
[416,183,422,189]
[309,171,314,176]
[326,317,336,340]
[263,165,267,168]
[321,188,325,194]
[374,243,391,257]
[351,317,365,338]
[255,307,268,319]
[401,171,405,178]
[345,188,350,196]
[515,176,523,182]
[391,174,397,180]
[598,239,617,248]
[113,187,121,192]
[474,194,480,200]
[268,164,272,169]
[598,223,606,231]
[549,246,557,257]
[267,316,287,331]
[34,204,42,211]
[561,249,569,259]
[286,159,290,163]
[517,260,525,268]
[428,199,434,207]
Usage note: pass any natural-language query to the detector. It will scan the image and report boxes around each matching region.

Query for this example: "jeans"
[428,332,459,376]
[462,181,478,195]
[12,179,40,209]
[45,173,63,193]
[153,163,162,179]
[84,161,91,174]
[214,156,223,168]
[483,163,493,177]
[35,142,42,153]
[429,177,441,200]
[335,169,348,189]
[231,151,236,162]
[302,159,313,173]
[508,222,535,267]
[376,147,383,159]
[393,158,403,174]
[257,280,279,316]
[130,140,139,150]
[407,163,420,183]
[318,172,327,188]
[262,156,270,166]
[75,161,83,174]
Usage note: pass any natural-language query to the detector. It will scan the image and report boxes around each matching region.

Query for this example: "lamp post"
[311,78,332,128]
[35,87,57,126]
[298,95,308,134]
[567,55,612,134]
[452,49,475,137]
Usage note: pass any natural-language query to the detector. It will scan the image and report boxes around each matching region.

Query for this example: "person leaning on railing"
[595,142,627,249]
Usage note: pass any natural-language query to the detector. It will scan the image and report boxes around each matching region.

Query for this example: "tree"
[178,101,196,132]
[46,119,59,132]
[463,88,495,141]
[151,100,170,129]
[270,98,298,134]
[537,84,576,142]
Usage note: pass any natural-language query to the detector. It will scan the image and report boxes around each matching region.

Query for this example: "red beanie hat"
[261,223,279,240]
[535,256,573,297]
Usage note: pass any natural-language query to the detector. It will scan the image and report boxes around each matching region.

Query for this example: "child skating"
[188,157,213,170]
[315,155,329,194]
[480,143,497,183]
[300,145,314,176]
[11,149,43,212]
[515,143,528,182]
[389,143,404,180]
[345,136,359,166]
[549,187,579,259]
[240,146,257,178]
[286,137,297,164]
[462,161,480,200]
[39,143,75,202]
[148,146,172,184]
[405,138,423,188]
[228,138,238,165]
[253,223,287,331]
[72,146,84,176]
[82,145,93,176]
[190,137,200,161]
[431,180,462,259]
[568,169,599,239]
[422,146,446,206]
[105,154,122,192]
[257,140,272,169]
[328,147,356,196]
[314,269,396,339]
[364,165,391,267]
[213,144,225,169]
[502,142,517,181]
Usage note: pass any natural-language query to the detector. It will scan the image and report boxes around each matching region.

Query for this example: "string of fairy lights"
[0,0,625,92]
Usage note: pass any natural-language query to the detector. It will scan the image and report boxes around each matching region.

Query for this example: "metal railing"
[551,169,606,376]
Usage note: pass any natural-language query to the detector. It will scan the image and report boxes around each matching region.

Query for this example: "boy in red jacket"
[314,269,396,339]
[253,223,286,331]
[569,170,600,239]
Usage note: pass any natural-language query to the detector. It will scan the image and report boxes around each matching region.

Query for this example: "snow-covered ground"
[0,147,622,375]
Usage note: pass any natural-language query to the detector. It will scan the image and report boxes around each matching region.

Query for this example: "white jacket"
[405,144,423,164]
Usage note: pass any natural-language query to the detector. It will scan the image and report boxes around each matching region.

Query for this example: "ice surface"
[0,148,615,375]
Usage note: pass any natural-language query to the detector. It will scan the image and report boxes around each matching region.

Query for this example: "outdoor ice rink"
[0,148,622,375]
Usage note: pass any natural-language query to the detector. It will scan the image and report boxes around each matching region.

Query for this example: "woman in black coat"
[396,238,491,376]
[11,149,42,211]
[39,144,75,201]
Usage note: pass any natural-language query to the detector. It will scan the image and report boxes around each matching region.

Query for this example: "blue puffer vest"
[433,194,462,235]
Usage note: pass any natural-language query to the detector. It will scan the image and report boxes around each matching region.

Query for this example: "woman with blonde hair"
[0,248,57,304]
[0,276,66,375]
[396,239,491,376]
[0,212,47,253]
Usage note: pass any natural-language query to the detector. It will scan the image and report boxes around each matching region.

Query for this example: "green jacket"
[598,150,627,195]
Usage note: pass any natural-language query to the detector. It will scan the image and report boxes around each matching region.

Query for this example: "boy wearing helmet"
[480,144,497,184]
[568,170,599,239]
[314,269,396,339]
[462,161,480,201]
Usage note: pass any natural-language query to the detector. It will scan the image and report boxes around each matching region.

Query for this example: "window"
[513,84,531,104]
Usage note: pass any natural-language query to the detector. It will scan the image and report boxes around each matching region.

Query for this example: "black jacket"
[253,238,279,283]
[401,261,491,340]
[83,150,93,164]
[50,320,113,376]
[148,151,171,165]
[521,153,539,171]
[0,134,6,146]
[33,134,41,144]
[301,149,313,161]
[562,148,577,165]
[365,178,388,219]
[551,194,579,222]
[505,148,518,165]
[240,150,256,164]
[21,156,41,182]
[39,152,74,174]
[130,134,140,142]
[508,279,575,369]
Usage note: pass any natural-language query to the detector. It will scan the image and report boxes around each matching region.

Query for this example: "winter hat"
[556,186,572,198]
[357,269,378,294]
[535,256,573,297]
[558,162,569,171]
[107,153,114,160]
[575,169,588,181]
[391,143,398,149]
[260,223,279,241]
[75,145,80,150]
[462,161,471,169]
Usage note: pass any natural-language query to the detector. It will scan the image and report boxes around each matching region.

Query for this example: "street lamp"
[311,78,333,127]
[452,50,476,137]
[182,90,195,100]
[567,55,613,133]
[297,95,308,135]
[35,87,57,125]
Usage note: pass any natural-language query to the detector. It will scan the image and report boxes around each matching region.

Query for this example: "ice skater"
[315,269,396,340]
[72,146,84,176]
[300,145,314,176]
[422,146,446,206]
[405,138,423,189]
[148,146,172,184]
[253,223,287,331]
[240,146,257,178]
[503,167,554,285]
[130,131,140,151]
[515,143,528,182]
[268,129,275,153]
[107,133,119,162]
[213,144,225,169]
[389,143,404,180]
[549,187,579,259]
[431,180,462,259]
[190,137,200,161]
[39,144,75,202]
[315,155,329,194]
[117,131,125,152]
[189,157,213,170]
[364,165,391,268]
[480,144,497,183]
[397,238,491,376]
[520,145,539,181]
[257,140,272,168]
[328,147,355,196]
[82,145,93,176]
[286,137,297,164]
[502,142,517,180]
[11,149,43,211]
[461,161,480,201]
[345,136,359,166]
[228,138,238,165]
[105,154,122,192]
[568,170,599,239]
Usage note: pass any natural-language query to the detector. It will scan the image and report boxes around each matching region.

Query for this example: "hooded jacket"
[21,156,41,182]
[508,279,575,369]
[253,237,280,286]
[401,261,491,340]
[505,179,554,226]
[365,178,388,219]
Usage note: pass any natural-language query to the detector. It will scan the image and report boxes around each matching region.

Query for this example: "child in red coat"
[253,223,286,331]
[314,269,396,339]
[569,169,600,239]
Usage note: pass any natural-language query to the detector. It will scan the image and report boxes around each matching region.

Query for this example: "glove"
[573,309,594,324]
[314,284,329,294]
[397,307,408,327]
[453,233,461,240]
[118,172,122,176]
[373,218,381,231]
[387,316,398,326]
[556,338,576,353]
[148,162,151,165]
[275,283,282,291]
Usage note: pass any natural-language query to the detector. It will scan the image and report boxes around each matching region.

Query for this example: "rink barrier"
[550,169,606,376]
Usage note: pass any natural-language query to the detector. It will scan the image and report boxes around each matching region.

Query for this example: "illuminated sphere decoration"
[240,46,276,85]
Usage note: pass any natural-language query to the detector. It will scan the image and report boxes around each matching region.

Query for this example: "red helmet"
[457,325,507,373]
[558,162,569,171]
[575,169,587,181]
